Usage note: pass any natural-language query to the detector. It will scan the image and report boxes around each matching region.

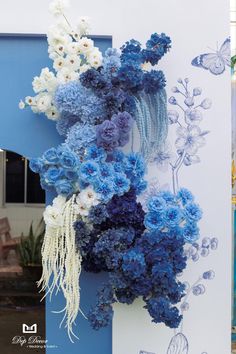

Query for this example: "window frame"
[3,150,45,207]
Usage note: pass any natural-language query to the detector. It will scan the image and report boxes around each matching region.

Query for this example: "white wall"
[0,1,231,353]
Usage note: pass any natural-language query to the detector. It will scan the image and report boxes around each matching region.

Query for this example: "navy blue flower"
[143,70,166,93]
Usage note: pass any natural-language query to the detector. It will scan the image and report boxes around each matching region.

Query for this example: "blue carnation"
[144,211,164,230]
[177,188,194,206]
[94,180,115,202]
[163,206,182,227]
[183,222,199,243]
[85,144,107,162]
[113,173,130,196]
[184,203,202,222]
[80,161,100,183]
[99,163,114,179]
[148,196,167,212]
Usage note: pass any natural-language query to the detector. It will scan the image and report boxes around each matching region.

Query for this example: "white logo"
[22,324,37,334]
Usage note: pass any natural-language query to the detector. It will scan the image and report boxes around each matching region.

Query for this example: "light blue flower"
[99,163,114,179]
[45,167,64,183]
[113,173,130,196]
[29,158,43,173]
[94,180,115,202]
[66,122,96,154]
[43,147,59,164]
[184,202,202,222]
[192,284,205,296]
[183,222,199,243]
[80,161,100,183]
[85,144,107,162]
[144,211,164,231]
[59,148,79,170]
[55,179,74,196]
[177,188,194,206]
[147,196,166,212]
[164,206,182,227]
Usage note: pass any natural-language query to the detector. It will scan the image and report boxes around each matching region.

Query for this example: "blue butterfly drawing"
[191,37,230,75]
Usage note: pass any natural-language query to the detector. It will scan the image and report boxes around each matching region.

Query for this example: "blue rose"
[55,179,74,196]
[60,149,79,170]
[29,158,43,173]
[45,167,64,184]
[43,147,59,164]
[96,120,119,143]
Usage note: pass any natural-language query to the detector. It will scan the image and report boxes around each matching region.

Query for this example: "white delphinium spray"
[20,0,103,121]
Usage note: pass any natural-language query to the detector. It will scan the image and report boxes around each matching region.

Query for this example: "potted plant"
[18,219,45,281]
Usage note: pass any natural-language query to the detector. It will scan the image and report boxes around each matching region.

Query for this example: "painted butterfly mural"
[191,37,230,75]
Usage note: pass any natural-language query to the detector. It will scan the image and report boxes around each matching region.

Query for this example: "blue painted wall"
[0,34,112,353]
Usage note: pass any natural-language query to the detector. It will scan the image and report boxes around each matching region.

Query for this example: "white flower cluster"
[43,195,67,228]
[20,0,103,121]
[74,186,100,216]
[44,187,100,228]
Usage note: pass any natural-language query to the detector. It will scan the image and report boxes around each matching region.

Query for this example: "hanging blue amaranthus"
[134,88,168,160]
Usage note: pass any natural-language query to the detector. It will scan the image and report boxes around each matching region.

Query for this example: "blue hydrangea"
[122,250,146,279]
[66,122,96,155]
[54,81,106,124]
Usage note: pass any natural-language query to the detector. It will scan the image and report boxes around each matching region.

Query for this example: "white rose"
[32,76,45,93]
[77,186,100,208]
[46,106,59,120]
[53,57,66,71]
[57,67,79,83]
[66,42,81,55]
[74,202,89,217]
[36,94,52,112]
[43,205,63,228]
[53,195,67,209]
[65,55,81,71]
[77,37,94,54]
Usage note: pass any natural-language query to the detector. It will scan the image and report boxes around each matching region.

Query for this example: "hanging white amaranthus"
[38,188,100,341]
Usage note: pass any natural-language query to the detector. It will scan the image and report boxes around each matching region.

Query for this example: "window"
[4,150,45,204]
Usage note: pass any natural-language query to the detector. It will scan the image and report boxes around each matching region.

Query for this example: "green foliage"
[18,218,45,266]
[231,55,236,69]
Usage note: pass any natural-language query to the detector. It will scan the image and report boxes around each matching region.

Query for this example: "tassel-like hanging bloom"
[134,89,168,160]
[38,195,83,342]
